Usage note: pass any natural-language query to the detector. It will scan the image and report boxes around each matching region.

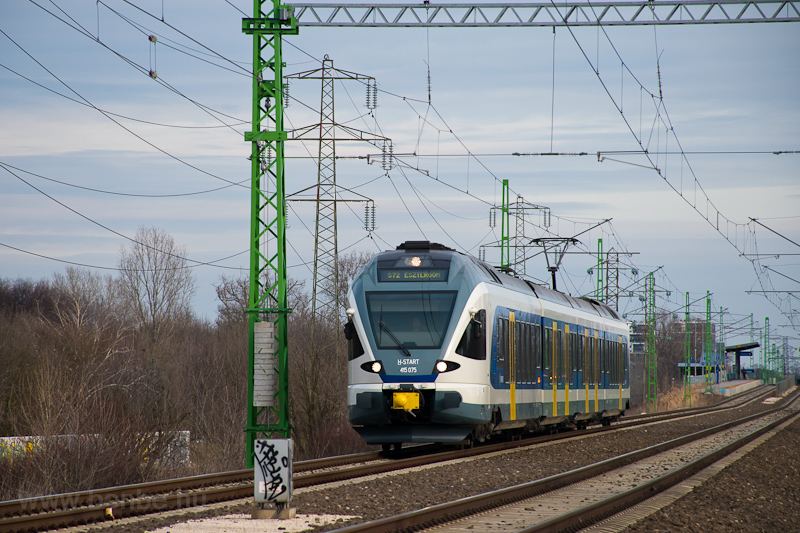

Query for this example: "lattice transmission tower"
[285,56,382,325]
[481,180,550,277]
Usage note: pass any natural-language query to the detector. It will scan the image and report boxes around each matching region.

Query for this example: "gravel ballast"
[88,395,798,533]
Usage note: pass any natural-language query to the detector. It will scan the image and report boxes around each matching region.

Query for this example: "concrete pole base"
[252,504,297,520]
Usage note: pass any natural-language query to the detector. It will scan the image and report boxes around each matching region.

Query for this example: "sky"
[1,1,798,364]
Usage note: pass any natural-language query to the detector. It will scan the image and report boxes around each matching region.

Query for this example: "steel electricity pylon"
[285,56,382,326]
[242,0,297,468]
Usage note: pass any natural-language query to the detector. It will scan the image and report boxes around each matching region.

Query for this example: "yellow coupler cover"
[392,392,420,410]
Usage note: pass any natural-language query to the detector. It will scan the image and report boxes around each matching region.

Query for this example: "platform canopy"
[725,342,760,380]
[724,342,760,353]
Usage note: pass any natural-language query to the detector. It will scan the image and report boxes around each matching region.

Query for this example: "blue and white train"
[344,241,630,448]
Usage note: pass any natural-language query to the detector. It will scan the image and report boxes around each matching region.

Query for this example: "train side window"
[456,309,486,360]
[344,321,364,361]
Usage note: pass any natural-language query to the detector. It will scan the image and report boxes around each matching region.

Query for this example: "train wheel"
[381,443,392,453]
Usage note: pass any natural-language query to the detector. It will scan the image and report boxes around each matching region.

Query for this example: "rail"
[323,387,800,532]
[0,383,779,532]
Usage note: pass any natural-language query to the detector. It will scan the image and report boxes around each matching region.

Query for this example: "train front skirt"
[353,425,474,444]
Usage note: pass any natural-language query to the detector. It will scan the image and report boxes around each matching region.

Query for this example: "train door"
[593,331,599,412]
[549,321,566,417]
[509,311,517,420]
[495,310,521,422]
[617,335,623,410]
[582,329,589,414]
[564,324,572,416]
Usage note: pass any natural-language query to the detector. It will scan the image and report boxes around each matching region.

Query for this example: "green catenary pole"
[720,306,724,376]
[243,0,298,468]
[596,238,604,302]
[705,291,712,393]
[645,272,657,411]
[763,316,772,383]
[684,292,691,407]
[501,179,510,270]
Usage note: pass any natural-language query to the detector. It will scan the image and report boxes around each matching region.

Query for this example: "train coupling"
[392,384,421,415]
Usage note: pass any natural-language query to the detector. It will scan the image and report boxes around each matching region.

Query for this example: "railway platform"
[710,379,762,397]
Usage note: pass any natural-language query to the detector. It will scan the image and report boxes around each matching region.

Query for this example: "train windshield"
[365,291,458,350]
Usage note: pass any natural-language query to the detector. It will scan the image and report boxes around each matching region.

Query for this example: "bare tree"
[118,227,196,345]
[287,251,372,459]
[654,315,686,393]
[332,250,372,319]
[215,273,249,326]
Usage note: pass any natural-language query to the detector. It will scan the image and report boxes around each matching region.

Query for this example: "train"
[343,241,630,449]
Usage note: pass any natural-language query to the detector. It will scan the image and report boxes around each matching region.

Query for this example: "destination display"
[378,268,448,282]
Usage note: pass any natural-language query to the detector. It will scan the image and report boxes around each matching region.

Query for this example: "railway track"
[0,383,778,532]
[319,386,800,533]
[0,451,386,533]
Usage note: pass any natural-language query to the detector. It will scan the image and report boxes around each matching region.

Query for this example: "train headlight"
[433,360,460,373]
[360,361,384,374]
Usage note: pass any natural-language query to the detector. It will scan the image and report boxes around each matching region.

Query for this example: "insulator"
[364,204,376,233]
[381,140,393,171]
[258,139,272,173]
[479,247,485,261]
[366,79,378,110]
[283,79,290,108]
[489,209,496,228]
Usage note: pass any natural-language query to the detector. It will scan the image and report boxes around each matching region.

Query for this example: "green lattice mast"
[645,272,657,411]
[683,291,691,407]
[500,179,510,270]
[596,238,604,302]
[243,0,297,468]
[765,316,770,383]
[705,291,712,393]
